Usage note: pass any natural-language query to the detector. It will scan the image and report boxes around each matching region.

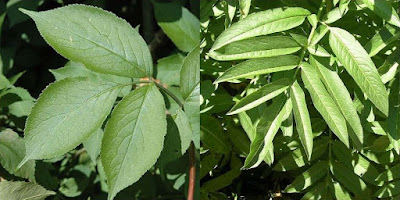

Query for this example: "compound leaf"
[20,5,152,78]
[101,83,167,200]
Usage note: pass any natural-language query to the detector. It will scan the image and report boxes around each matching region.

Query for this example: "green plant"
[0,1,199,200]
[201,0,400,199]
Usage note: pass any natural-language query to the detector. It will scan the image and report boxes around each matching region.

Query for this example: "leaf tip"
[19,8,36,17]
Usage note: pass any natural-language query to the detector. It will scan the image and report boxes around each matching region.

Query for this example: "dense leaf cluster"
[201,0,400,199]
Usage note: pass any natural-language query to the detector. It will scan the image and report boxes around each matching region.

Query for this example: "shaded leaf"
[0,181,55,200]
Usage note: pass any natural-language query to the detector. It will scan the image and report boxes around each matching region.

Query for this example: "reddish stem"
[187,142,196,200]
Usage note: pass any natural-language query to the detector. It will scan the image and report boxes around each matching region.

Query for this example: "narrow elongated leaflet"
[228,78,291,115]
[361,0,400,28]
[20,5,152,78]
[0,181,55,200]
[243,96,289,169]
[301,62,349,147]
[19,77,121,167]
[332,182,352,200]
[0,129,35,181]
[215,55,299,83]
[101,83,167,200]
[290,81,313,160]
[388,76,400,154]
[329,27,388,115]
[310,56,363,146]
[211,7,310,50]
[181,46,200,101]
[364,24,400,57]
[285,161,328,193]
[208,36,301,61]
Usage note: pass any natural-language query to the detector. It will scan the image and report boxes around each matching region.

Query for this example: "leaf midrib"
[33,12,148,77]
[214,13,308,50]
[331,30,384,108]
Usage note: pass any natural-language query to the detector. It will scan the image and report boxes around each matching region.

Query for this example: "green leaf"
[376,164,400,182]
[200,115,231,154]
[364,24,400,57]
[361,0,400,28]
[101,83,167,200]
[82,128,103,164]
[228,78,291,115]
[184,84,200,148]
[201,156,242,192]
[379,48,400,84]
[49,61,132,97]
[309,24,329,47]
[291,81,313,160]
[181,46,200,101]
[0,129,35,181]
[156,53,185,86]
[208,36,301,61]
[329,27,388,116]
[20,5,152,78]
[215,55,299,83]
[302,62,349,147]
[310,56,363,147]
[20,77,122,165]
[331,181,352,200]
[0,181,55,200]
[9,100,34,117]
[172,108,193,153]
[330,161,371,199]
[154,2,199,52]
[210,7,311,50]
[301,181,330,200]
[388,75,400,154]
[322,0,350,24]
[274,137,329,171]
[285,161,328,193]
[243,96,290,169]
[375,180,400,198]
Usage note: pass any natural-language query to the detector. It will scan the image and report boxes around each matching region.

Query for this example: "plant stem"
[153,81,184,108]
[187,142,196,200]
[292,0,326,80]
